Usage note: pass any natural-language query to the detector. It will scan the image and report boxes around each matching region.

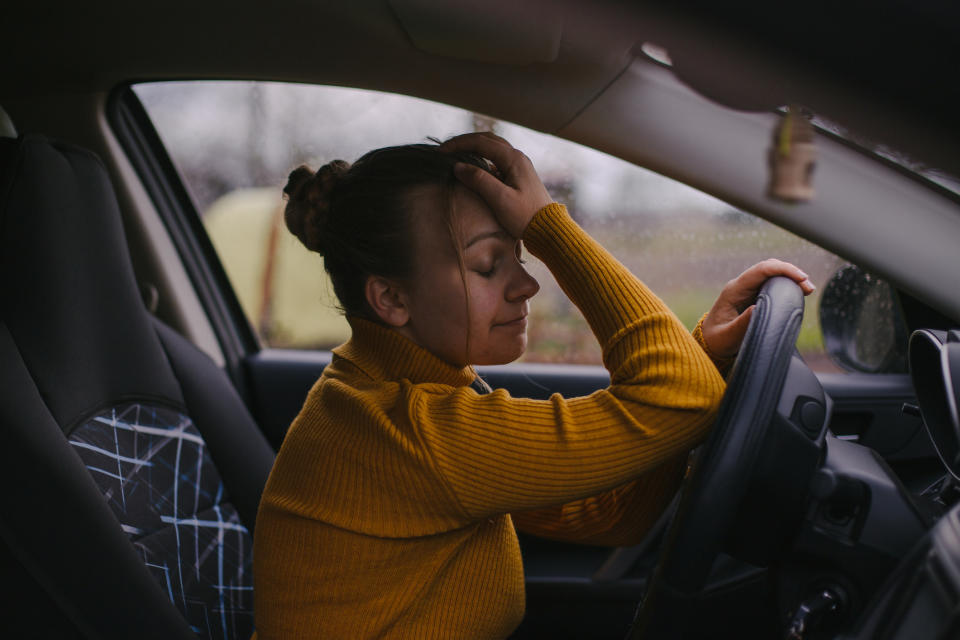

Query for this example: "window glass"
[135,81,845,371]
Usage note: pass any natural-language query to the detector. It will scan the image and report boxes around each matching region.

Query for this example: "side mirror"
[819,265,908,373]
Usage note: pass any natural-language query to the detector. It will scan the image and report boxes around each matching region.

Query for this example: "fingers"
[452,162,513,219]
[441,132,519,177]
[702,259,814,357]
[722,305,755,355]
[728,304,754,335]
[736,258,805,289]
[737,258,816,295]
[721,305,754,355]
[441,132,553,238]
[723,258,816,308]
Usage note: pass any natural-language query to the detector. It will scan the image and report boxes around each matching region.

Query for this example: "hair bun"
[283,160,350,254]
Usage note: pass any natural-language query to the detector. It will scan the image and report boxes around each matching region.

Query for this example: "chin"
[476,342,526,366]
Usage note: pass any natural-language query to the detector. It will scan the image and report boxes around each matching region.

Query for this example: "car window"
[135,81,847,372]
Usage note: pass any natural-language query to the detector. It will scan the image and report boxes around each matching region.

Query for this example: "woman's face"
[400,184,540,367]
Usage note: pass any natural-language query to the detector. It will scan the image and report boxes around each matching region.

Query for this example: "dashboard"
[845,328,960,639]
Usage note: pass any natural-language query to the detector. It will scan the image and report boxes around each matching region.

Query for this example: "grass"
[204,188,351,348]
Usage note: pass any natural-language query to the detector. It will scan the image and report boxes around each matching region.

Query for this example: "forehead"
[408,183,501,248]
[451,185,501,241]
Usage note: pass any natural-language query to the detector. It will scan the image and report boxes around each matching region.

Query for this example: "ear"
[364,275,410,327]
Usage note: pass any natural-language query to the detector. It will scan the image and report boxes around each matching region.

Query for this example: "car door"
[114,80,941,639]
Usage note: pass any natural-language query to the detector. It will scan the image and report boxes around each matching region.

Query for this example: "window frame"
[114,79,874,375]
[107,84,260,395]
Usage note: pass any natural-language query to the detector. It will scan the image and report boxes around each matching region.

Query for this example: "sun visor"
[629,13,802,114]
[388,0,563,64]
[638,39,789,113]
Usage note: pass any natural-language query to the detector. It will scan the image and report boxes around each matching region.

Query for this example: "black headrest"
[0,135,184,431]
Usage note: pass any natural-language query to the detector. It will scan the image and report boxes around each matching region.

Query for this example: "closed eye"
[475,268,495,278]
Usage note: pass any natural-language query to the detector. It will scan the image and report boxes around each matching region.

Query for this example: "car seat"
[0,129,274,639]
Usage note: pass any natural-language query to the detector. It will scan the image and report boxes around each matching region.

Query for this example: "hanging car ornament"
[769,106,816,202]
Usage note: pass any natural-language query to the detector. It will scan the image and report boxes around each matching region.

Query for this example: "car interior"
[2,2,960,639]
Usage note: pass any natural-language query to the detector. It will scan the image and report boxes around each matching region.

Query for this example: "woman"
[253,132,813,639]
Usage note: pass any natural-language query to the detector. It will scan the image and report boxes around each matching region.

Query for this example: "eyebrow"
[465,229,512,248]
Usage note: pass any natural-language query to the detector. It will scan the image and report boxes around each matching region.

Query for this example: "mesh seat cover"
[69,403,254,639]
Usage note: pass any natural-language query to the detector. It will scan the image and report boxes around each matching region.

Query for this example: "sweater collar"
[332,317,477,387]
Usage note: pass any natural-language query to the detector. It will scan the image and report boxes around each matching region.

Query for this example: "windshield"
[806,112,960,197]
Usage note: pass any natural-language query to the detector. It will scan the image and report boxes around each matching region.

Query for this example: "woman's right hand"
[701,259,815,358]
[440,132,553,238]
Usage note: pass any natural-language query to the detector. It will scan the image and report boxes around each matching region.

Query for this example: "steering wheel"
[630,276,805,638]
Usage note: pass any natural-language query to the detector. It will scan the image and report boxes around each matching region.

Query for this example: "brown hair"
[282,142,492,319]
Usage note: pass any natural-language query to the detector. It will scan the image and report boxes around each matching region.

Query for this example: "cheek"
[466,283,527,359]
[412,271,470,332]
[465,284,501,330]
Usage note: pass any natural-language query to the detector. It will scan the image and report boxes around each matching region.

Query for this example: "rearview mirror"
[819,265,908,373]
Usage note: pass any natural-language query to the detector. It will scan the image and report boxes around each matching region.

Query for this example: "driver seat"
[0,133,274,639]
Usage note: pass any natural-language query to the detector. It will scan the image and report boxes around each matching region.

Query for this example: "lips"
[495,314,528,328]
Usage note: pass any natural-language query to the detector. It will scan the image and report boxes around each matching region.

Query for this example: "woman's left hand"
[701,259,816,358]
[440,132,552,238]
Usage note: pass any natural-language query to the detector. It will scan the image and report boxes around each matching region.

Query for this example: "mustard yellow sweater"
[252,204,727,639]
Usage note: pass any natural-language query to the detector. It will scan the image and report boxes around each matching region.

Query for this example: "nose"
[506,261,540,302]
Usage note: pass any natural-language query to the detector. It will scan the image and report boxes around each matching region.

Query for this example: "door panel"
[245,349,330,451]
[820,372,936,490]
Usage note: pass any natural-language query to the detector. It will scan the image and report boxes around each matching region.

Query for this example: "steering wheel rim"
[631,276,805,638]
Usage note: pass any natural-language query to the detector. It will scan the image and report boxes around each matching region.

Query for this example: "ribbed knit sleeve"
[510,454,686,546]
[509,310,735,546]
[412,203,726,519]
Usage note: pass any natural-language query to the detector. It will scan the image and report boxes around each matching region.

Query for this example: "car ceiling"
[3,0,957,171]
[3,1,638,135]
[2,0,959,323]
[0,0,960,151]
